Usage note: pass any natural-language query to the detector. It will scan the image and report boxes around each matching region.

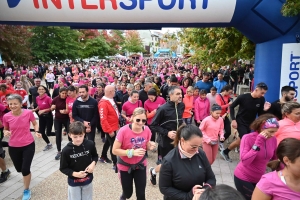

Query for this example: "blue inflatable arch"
[0,0,300,101]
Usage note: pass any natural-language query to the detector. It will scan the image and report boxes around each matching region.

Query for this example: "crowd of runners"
[0,58,299,200]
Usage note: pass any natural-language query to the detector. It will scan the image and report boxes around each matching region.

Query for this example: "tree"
[161,32,178,53]
[178,28,255,68]
[80,36,110,59]
[0,25,33,64]
[122,30,145,54]
[101,30,125,55]
[282,0,300,17]
[30,26,81,62]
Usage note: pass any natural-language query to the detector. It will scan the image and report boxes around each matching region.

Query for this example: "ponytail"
[173,124,203,147]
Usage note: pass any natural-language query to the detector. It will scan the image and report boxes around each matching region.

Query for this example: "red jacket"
[98,99,119,133]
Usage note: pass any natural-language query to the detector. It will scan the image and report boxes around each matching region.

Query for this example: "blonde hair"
[187,86,194,92]
[132,107,146,118]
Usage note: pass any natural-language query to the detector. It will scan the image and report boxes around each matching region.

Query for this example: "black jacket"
[72,97,99,127]
[60,139,98,186]
[159,147,216,200]
[114,90,128,112]
[149,101,184,148]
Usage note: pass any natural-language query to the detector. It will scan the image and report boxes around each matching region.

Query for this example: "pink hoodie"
[275,118,300,146]
[200,116,224,144]
[194,97,210,121]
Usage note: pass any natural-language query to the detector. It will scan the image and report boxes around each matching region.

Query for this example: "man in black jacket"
[72,85,99,142]
[138,80,153,105]
[149,85,185,185]
[28,78,51,108]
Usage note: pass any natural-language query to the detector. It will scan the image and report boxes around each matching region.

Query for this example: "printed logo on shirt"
[130,137,146,149]
[77,105,95,109]
[70,150,90,159]
[256,104,261,107]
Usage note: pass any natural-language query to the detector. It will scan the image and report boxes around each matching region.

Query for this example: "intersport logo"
[7,0,21,8]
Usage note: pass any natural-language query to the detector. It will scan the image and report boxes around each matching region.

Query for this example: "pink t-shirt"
[116,125,151,172]
[122,100,142,123]
[36,94,52,110]
[257,171,300,199]
[3,109,35,147]
[144,97,166,124]
[88,87,96,96]
[0,103,6,128]
[66,96,76,122]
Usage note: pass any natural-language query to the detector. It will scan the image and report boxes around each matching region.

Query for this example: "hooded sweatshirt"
[194,97,210,121]
[60,139,98,187]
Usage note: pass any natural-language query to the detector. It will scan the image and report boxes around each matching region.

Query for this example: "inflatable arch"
[0,0,300,101]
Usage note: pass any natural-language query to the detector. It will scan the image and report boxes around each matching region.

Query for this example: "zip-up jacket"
[149,101,184,148]
[60,139,98,187]
[159,147,216,200]
[234,132,277,183]
[98,98,119,133]
[194,97,210,121]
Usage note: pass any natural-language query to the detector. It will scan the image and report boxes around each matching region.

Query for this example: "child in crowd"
[60,121,98,200]
[200,104,225,165]
[194,89,210,126]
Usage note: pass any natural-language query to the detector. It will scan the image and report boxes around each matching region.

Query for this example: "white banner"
[0,0,236,23]
[280,43,300,101]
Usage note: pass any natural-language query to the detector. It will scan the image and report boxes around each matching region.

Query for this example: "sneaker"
[235,147,239,153]
[99,156,112,164]
[219,143,225,151]
[120,194,126,200]
[22,189,31,200]
[43,144,53,151]
[0,169,11,183]
[220,150,232,162]
[149,167,157,185]
[55,152,61,160]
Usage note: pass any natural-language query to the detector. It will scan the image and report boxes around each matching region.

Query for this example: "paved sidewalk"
[0,141,68,200]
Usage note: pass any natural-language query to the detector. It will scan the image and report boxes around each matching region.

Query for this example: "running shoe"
[22,189,31,200]
[99,156,112,164]
[43,144,53,151]
[0,169,11,183]
[235,147,240,153]
[218,143,225,151]
[220,150,232,162]
[149,167,157,185]
[55,152,61,160]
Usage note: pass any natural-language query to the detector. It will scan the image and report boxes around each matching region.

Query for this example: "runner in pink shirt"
[66,86,78,123]
[121,91,142,124]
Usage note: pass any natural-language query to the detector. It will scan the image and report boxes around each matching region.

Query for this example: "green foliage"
[0,25,32,64]
[80,36,110,59]
[282,0,300,17]
[179,28,255,68]
[122,30,145,54]
[30,26,81,62]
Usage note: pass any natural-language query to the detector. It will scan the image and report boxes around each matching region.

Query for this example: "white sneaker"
[219,143,225,151]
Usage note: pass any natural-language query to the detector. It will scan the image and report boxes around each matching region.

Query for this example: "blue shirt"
[195,80,213,93]
[213,80,228,93]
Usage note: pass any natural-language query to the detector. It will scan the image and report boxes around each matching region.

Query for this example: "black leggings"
[223,116,231,141]
[54,118,70,151]
[48,82,54,89]
[234,175,256,200]
[101,133,117,165]
[38,114,52,144]
[120,168,146,200]
[86,126,96,142]
[9,142,35,176]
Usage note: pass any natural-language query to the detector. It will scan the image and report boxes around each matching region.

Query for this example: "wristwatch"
[252,145,260,151]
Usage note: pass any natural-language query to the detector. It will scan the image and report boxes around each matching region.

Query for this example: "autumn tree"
[179,28,255,68]
[161,32,178,53]
[101,30,125,55]
[0,25,33,64]
[122,30,145,54]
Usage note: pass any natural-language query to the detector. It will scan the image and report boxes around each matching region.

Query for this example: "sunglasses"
[136,119,147,123]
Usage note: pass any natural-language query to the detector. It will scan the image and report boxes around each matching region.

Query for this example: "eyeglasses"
[136,119,147,123]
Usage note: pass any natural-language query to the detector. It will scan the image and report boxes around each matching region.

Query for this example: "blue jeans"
[183,117,192,125]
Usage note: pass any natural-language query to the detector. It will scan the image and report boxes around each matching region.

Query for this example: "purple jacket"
[234,132,277,183]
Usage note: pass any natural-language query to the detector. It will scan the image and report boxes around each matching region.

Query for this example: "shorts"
[237,123,251,139]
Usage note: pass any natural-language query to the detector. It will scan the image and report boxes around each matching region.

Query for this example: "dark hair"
[0,84,7,90]
[130,90,139,96]
[199,89,207,95]
[170,75,178,83]
[78,85,88,92]
[199,184,245,200]
[250,114,277,133]
[173,124,203,146]
[67,85,77,92]
[220,85,232,92]
[37,85,47,91]
[210,87,217,91]
[256,82,268,90]
[97,83,105,88]
[69,121,85,135]
[277,138,300,166]
[59,87,67,93]
[281,86,296,95]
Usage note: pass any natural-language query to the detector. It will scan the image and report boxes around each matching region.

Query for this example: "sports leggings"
[119,168,146,200]
[234,175,256,200]
[9,142,35,176]
[54,118,70,151]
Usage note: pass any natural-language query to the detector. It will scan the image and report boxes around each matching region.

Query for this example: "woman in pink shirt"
[200,104,225,165]
[65,85,78,123]
[252,138,300,200]
[121,91,143,124]
[144,89,166,141]
[182,86,194,125]
[194,89,210,127]
[233,114,279,200]
[112,107,156,200]
[275,101,300,145]
[33,85,53,151]
[3,94,42,200]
